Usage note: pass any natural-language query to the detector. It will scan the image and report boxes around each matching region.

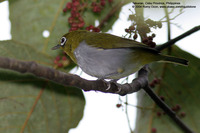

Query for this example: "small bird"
[52,30,188,79]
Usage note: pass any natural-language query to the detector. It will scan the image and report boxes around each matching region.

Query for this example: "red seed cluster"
[125,25,135,33]
[91,2,101,13]
[86,25,100,32]
[54,55,70,68]
[63,0,85,31]
[63,0,113,32]
[171,104,181,112]
[142,34,156,48]
[149,78,160,88]
[157,103,186,119]
[91,0,113,13]
[171,105,186,118]
[125,25,138,40]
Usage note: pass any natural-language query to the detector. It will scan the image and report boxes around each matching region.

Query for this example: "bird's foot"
[97,78,121,93]
[105,79,119,91]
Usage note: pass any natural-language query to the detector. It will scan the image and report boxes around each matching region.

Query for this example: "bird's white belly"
[74,41,142,79]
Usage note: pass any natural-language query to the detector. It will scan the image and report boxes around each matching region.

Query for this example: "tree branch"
[156,25,200,51]
[0,56,148,96]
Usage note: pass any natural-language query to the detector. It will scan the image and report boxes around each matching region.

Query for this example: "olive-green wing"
[84,32,151,49]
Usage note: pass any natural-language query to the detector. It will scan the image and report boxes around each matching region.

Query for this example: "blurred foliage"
[135,46,200,133]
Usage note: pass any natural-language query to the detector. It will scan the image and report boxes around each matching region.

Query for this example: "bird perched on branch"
[52,30,188,79]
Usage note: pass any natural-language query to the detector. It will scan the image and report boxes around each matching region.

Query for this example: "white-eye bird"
[52,30,188,79]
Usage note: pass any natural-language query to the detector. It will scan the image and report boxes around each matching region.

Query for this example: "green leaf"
[135,46,200,133]
[0,40,85,132]
[0,40,52,65]
[1,0,86,132]
[9,0,71,56]
[0,69,85,133]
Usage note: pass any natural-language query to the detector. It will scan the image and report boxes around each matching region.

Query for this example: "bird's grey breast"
[74,41,136,79]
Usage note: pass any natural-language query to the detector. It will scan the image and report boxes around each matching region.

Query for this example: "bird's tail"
[159,55,189,66]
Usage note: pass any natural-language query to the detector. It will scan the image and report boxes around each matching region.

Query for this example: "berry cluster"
[157,108,186,118]
[125,25,135,33]
[54,55,70,68]
[142,34,156,48]
[172,104,186,118]
[156,101,186,118]
[127,7,163,44]
[125,25,138,40]
[63,0,113,32]
[86,25,100,32]
[91,0,106,13]
[149,78,160,88]
[171,104,181,112]
[91,0,113,13]
[63,0,85,31]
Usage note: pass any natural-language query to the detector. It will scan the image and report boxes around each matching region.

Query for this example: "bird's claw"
[105,82,111,91]
[105,79,121,93]
[97,78,121,93]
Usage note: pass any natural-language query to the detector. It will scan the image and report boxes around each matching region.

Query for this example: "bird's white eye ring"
[60,37,67,46]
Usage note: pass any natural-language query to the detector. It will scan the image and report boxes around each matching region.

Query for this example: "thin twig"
[119,96,153,110]
[125,96,133,133]
[143,86,194,133]
[159,8,184,22]
[125,103,153,110]
[156,25,200,51]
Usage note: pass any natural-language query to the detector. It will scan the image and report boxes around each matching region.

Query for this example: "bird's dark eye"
[60,37,67,46]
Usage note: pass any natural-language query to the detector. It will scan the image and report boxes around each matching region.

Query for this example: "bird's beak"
[51,44,61,50]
